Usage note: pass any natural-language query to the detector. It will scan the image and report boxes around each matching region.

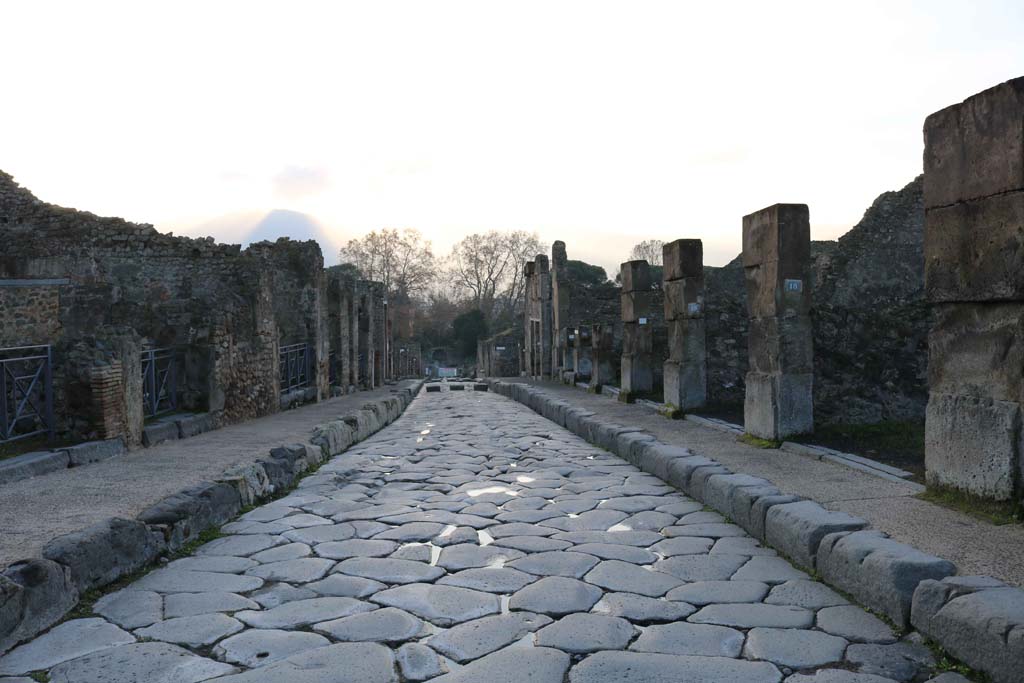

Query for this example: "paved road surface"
[0,389,940,682]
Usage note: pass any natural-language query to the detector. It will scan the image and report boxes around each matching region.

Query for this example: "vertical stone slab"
[742,204,813,440]
[662,239,707,412]
[589,324,614,392]
[923,77,1024,502]
[620,260,654,400]
[535,255,553,380]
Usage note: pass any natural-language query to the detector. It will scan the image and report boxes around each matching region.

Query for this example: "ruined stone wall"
[703,176,928,424]
[0,282,63,347]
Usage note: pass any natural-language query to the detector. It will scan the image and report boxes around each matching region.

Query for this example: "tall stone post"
[662,239,707,412]
[573,326,593,384]
[551,241,570,379]
[742,204,814,440]
[589,324,614,392]
[535,255,553,380]
[620,260,654,401]
[923,77,1024,502]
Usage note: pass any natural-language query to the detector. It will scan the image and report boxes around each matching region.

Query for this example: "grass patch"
[924,637,991,682]
[917,484,1023,526]
[738,433,782,449]
[28,672,50,683]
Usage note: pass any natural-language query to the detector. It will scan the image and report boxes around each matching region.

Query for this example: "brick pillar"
[923,77,1024,502]
[662,239,707,412]
[589,324,614,392]
[742,204,814,440]
[620,260,654,401]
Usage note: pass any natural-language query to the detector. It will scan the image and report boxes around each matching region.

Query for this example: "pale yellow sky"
[2,1,1022,275]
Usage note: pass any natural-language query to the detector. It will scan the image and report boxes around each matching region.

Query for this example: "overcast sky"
[2,1,1023,274]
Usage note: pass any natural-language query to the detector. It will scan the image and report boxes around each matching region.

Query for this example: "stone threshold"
[485,378,1023,683]
[0,380,426,657]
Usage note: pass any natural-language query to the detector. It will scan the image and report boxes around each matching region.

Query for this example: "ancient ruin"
[662,239,707,412]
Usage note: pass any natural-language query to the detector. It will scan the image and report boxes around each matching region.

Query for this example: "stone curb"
[484,379,1021,683]
[0,380,425,656]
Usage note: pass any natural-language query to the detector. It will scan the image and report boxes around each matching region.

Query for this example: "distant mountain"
[192,209,344,265]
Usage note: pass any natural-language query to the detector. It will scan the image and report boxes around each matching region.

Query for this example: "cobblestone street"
[0,389,940,682]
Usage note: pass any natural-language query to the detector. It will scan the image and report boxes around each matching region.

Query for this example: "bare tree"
[447,230,542,324]
[339,228,435,301]
[629,239,665,266]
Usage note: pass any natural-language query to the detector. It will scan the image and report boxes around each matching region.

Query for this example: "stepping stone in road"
[134,613,244,647]
[371,583,501,626]
[508,576,603,616]
[426,612,552,662]
[582,560,683,597]
[629,622,745,657]
[213,628,331,668]
[742,627,849,669]
[534,613,635,653]
[314,607,428,643]
[235,596,375,629]
[46,642,237,683]
[0,618,134,676]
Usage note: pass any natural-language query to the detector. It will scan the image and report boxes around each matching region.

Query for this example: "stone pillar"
[573,326,593,384]
[535,255,553,380]
[589,324,614,392]
[923,77,1024,502]
[662,239,707,413]
[742,204,814,440]
[551,241,569,378]
[620,260,654,401]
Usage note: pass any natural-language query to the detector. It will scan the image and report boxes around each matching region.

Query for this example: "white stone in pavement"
[135,613,244,647]
[426,612,552,662]
[816,606,897,643]
[371,583,500,626]
[213,629,331,668]
[0,618,135,675]
[94,589,163,629]
[46,642,237,683]
[629,622,745,657]
[742,627,849,668]
[429,645,570,683]
[568,651,782,683]
[534,613,635,653]
[236,597,375,629]
[164,591,259,618]
[208,642,398,682]
[132,568,264,594]
[314,607,427,643]
[245,558,335,583]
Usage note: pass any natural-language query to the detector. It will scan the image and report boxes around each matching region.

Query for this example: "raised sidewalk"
[505,379,1024,587]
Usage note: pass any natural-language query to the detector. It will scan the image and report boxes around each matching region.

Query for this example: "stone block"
[818,530,956,628]
[664,455,718,492]
[616,432,656,465]
[175,412,217,439]
[217,462,273,507]
[686,464,731,501]
[65,438,125,466]
[703,474,773,518]
[742,203,811,268]
[663,277,705,320]
[924,393,1021,500]
[928,303,1024,401]
[747,316,813,375]
[0,450,69,486]
[744,260,812,319]
[42,517,166,593]
[138,482,242,551]
[636,443,691,480]
[142,420,180,447]
[911,576,1024,683]
[667,318,706,360]
[923,76,1024,209]
[662,239,703,281]
[747,494,802,542]
[764,500,867,571]
[744,371,814,440]
[663,359,706,412]
[925,194,1024,302]
[620,260,651,292]
[729,485,783,538]
[621,353,653,395]
[426,384,441,393]
[622,322,653,354]
[621,291,654,322]
[0,559,77,656]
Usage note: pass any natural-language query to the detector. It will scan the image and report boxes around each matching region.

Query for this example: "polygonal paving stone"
[164,591,259,618]
[486,523,559,538]
[592,592,695,623]
[655,501,705,516]
[280,513,333,528]
[371,583,501,626]
[665,580,769,606]
[245,558,335,583]
[334,557,445,583]
[618,510,678,531]
[599,496,667,513]
[743,627,849,668]
[491,535,573,553]
[731,556,810,584]
[197,534,285,557]
[207,642,398,683]
[654,554,749,582]
[314,539,399,559]
[373,522,446,542]
[539,509,628,532]
[507,551,599,578]
[570,543,658,564]
[0,618,135,675]
[249,583,317,608]
[497,509,564,523]
[568,651,782,683]
[315,607,427,643]
[427,612,552,662]
[222,520,293,535]
[711,537,777,556]
[390,544,433,562]
[94,589,162,629]
[46,642,237,683]
[765,580,850,609]
[250,543,312,563]
[283,523,357,545]
[432,526,479,546]
[213,629,330,668]
[436,544,524,571]
[397,642,449,681]
[135,613,244,647]
[438,567,538,593]
[786,671,901,683]
[816,606,897,643]
[351,521,395,538]
[509,576,604,616]
[307,574,387,598]
[630,622,745,657]
[535,613,634,653]
[583,560,683,597]
[844,642,935,681]
[167,556,258,573]
[690,603,814,628]
[553,530,663,546]
[650,536,716,557]
[429,645,570,683]
[663,523,747,538]
[235,597,375,629]
[333,504,418,522]
[132,569,264,594]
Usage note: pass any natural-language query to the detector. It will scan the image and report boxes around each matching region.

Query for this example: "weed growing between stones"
[28,671,49,682]
[917,484,1024,526]
[925,637,991,682]
[738,433,782,449]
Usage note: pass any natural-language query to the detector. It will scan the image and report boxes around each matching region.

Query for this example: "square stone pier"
[742,204,814,440]
[923,76,1024,502]
[619,260,655,401]
[662,239,707,412]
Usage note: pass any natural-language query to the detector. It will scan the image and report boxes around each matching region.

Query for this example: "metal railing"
[280,343,311,394]
[142,347,178,418]
[1,345,54,444]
